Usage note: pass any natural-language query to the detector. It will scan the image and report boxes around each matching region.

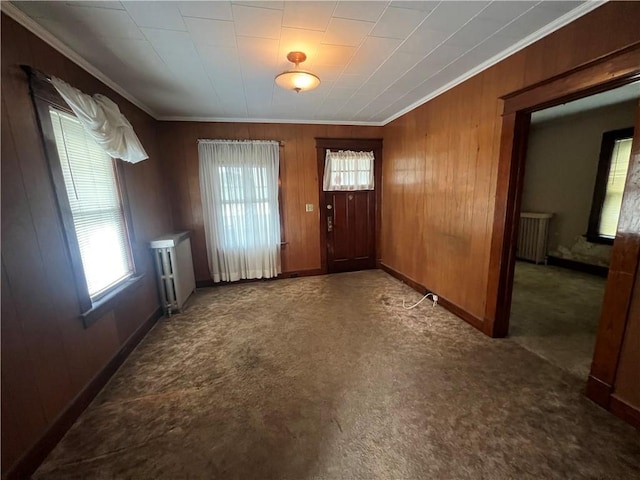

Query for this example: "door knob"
[327,216,333,232]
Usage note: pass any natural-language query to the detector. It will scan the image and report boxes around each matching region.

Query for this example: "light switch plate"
[305,204,314,212]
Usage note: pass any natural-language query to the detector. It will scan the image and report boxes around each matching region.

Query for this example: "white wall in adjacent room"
[522,100,636,266]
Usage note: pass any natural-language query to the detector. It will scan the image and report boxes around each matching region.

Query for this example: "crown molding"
[381,0,607,125]
[157,115,384,126]
[1,1,158,119]
[3,0,606,127]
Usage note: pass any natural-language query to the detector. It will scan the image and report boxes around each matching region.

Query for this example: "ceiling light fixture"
[275,51,320,93]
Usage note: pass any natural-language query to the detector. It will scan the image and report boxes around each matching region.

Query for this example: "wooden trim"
[502,44,640,115]
[195,268,325,288]
[487,47,640,340]
[26,68,93,314]
[379,263,485,332]
[315,138,384,150]
[589,101,640,387]
[5,306,163,479]
[315,138,383,274]
[587,377,640,430]
[586,375,613,409]
[546,255,609,278]
[114,160,140,273]
[610,395,640,430]
[485,111,530,338]
[278,268,324,279]
[316,145,328,274]
[81,274,145,328]
[587,127,635,244]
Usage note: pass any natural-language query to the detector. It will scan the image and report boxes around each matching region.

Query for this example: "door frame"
[484,44,640,416]
[315,138,383,274]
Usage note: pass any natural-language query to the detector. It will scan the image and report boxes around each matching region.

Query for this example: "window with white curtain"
[323,150,375,191]
[199,140,281,283]
[49,108,133,298]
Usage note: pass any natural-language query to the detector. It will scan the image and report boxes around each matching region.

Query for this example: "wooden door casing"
[315,138,383,274]
[487,44,640,426]
[325,190,375,273]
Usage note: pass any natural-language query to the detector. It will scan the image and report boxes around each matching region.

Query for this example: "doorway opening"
[509,84,638,378]
[315,138,382,274]
[484,44,640,420]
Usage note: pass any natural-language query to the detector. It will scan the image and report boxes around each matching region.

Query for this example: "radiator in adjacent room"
[516,213,553,264]
[150,231,196,316]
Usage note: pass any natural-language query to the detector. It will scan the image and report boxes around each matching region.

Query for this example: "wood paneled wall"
[381,2,640,322]
[157,122,382,283]
[4,3,640,472]
[1,15,172,474]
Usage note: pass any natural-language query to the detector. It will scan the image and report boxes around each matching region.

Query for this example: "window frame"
[24,66,142,327]
[587,127,634,245]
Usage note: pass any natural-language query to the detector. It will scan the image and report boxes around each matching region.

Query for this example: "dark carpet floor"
[35,270,639,479]
[510,262,606,379]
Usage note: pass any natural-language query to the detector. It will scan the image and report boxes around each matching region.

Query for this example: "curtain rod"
[198,139,284,147]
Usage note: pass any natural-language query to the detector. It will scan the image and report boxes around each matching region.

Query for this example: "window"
[198,140,281,283]
[218,165,273,249]
[587,127,634,244]
[24,66,140,324]
[322,150,375,191]
[49,108,134,298]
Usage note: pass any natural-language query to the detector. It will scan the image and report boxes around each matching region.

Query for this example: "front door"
[325,189,375,273]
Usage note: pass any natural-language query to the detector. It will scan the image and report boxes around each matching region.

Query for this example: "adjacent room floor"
[36,270,638,479]
[510,261,606,379]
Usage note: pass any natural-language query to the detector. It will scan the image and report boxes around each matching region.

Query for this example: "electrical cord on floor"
[403,292,439,310]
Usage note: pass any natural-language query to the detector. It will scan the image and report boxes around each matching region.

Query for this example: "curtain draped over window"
[323,150,374,191]
[198,140,281,283]
[51,77,148,163]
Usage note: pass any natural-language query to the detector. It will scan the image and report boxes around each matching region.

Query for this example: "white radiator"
[150,231,196,316]
[516,213,553,264]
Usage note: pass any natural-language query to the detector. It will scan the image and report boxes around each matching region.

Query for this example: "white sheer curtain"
[199,140,281,283]
[51,77,148,163]
[323,150,375,191]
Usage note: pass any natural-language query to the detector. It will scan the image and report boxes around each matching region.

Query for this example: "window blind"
[49,108,133,298]
[599,137,632,238]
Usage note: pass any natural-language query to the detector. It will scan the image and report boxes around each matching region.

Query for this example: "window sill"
[81,274,145,328]
[585,234,615,246]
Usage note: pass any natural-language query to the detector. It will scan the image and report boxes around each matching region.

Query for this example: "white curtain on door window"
[198,140,281,283]
[51,77,149,163]
[323,150,374,191]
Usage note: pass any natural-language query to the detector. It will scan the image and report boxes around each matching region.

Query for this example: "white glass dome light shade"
[274,52,321,93]
[275,70,321,93]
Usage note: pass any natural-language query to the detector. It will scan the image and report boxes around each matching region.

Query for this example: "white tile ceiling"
[7,0,602,125]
